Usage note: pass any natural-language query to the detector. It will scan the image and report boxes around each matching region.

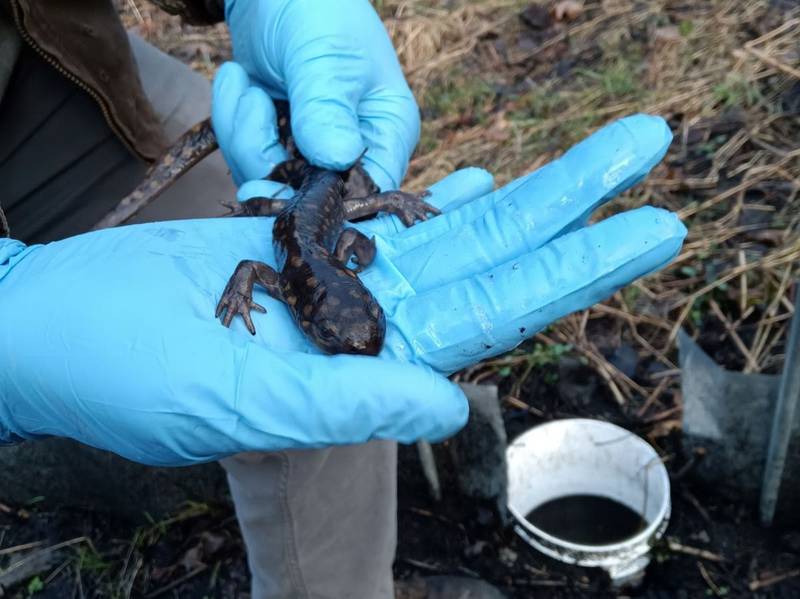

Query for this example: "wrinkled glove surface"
[216,0,419,191]
[0,114,686,466]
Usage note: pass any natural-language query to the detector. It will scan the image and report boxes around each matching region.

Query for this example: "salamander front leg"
[333,228,376,273]
[343,191,441,226]
[216,260,282,335]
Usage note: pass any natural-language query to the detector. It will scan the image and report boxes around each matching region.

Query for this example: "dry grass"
[118,0,800,433]
[378,0,800,431]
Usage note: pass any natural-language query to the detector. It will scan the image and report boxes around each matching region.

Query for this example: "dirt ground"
[2,0,799,597]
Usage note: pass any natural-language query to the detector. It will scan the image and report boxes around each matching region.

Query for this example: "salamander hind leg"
[216,260,282,335]
[343,191,441,227]
[333,228,376,273]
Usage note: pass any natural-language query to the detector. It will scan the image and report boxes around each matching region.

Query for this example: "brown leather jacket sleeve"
[148,0,225,25]
[0,203,9,238]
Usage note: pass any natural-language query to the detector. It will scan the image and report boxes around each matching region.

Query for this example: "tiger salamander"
[95,103,439,355]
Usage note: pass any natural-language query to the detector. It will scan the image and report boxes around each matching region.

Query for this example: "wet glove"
[0,114,686,466]
[216,0,418,190]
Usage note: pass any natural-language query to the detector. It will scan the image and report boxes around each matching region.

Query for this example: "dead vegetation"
[3,0,798,597]
[375,0,800,437]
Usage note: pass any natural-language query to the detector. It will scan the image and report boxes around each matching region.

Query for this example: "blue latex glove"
[215,0,418,190]
[0,114,686,467]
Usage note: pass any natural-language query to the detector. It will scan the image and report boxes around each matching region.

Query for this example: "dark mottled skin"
[216,167,440,355]
[97,101,439,355]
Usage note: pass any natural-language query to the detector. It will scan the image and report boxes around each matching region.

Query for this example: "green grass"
[74,545,111,575]
[713,73,763,108]
[575,56,645,102]
[422,74,496,121]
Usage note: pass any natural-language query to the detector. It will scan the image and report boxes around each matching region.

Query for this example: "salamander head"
[308,292,386,356]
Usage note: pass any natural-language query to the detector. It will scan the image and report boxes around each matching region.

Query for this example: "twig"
[749,568,800,591]
[698,561,724,597]
[636,377,670,418]
[643,405,681,424]
[504,395,545,417]
[144,565,208,599]
[121,556,143,599]
[682,489,711,523]
[44,559,71,585]
[667,540,724,562]
[668,302,694,346]
[0,540,44,556]
[742,46,800,81]
[738,250,748,315]
[709,300,759,372]
[592,303,673,330]
[75,564,85,599]
[649,368,682,380]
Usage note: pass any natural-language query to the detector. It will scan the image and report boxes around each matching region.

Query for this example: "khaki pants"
[0,34,396,599]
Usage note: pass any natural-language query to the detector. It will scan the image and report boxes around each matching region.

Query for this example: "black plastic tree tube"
[760,286,800,526]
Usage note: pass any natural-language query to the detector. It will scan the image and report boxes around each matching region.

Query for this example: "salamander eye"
[317,326,338,342]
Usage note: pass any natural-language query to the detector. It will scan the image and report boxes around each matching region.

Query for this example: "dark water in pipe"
[525,495,647,545]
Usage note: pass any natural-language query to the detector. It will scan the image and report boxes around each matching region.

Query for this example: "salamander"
[216,165,438,355]
[94,102,439,355]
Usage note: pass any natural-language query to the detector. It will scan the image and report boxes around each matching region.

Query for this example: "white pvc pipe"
[507,419,671,585]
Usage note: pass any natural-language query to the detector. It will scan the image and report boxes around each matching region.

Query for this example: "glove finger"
[389,115,674,275]
[212,63,289,185]
[387,206,686,374]
[211,62,251,184]
[228,347,469,448]
[356,90,420,191]
[357,167,495,238]
[285,42,368,171]
[390,115,676,292]
[228,88,289,183]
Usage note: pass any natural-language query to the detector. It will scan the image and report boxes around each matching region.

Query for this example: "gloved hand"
[215,0,418,190]
[234,113,686,372]
[0,114,686,467]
